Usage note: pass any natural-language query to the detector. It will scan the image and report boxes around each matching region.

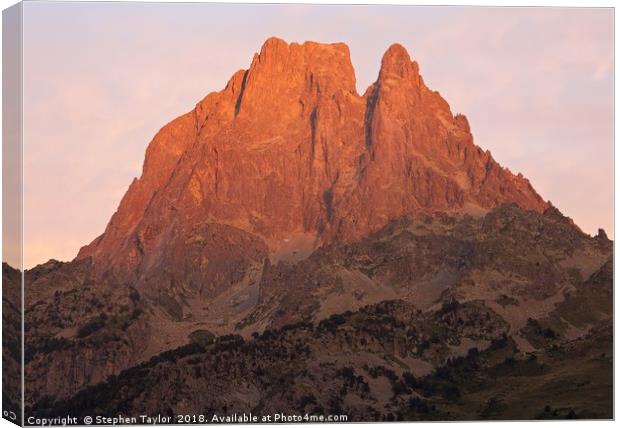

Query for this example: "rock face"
[76,37,547,292]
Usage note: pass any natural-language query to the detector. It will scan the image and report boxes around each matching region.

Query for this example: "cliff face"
[76,38,547,290]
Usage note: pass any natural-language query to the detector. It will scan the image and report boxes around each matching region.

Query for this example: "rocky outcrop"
[76,37,548,291]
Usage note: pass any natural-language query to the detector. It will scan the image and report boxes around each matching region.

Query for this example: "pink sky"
[18,3,613,269]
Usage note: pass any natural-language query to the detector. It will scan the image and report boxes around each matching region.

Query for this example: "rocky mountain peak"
[258,36,289,57]
[378,43,421,83]
[234,37,357,121]
[77,37,550,287]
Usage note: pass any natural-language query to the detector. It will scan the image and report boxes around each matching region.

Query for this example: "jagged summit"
[258,36,353,61]
[76,37,549,288]
[378,43,420,81]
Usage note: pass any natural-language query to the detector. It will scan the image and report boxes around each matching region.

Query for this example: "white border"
[0,1,615,428]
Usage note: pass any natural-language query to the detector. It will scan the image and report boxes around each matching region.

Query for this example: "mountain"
[11,38,611,420]
[75,37,547,292]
